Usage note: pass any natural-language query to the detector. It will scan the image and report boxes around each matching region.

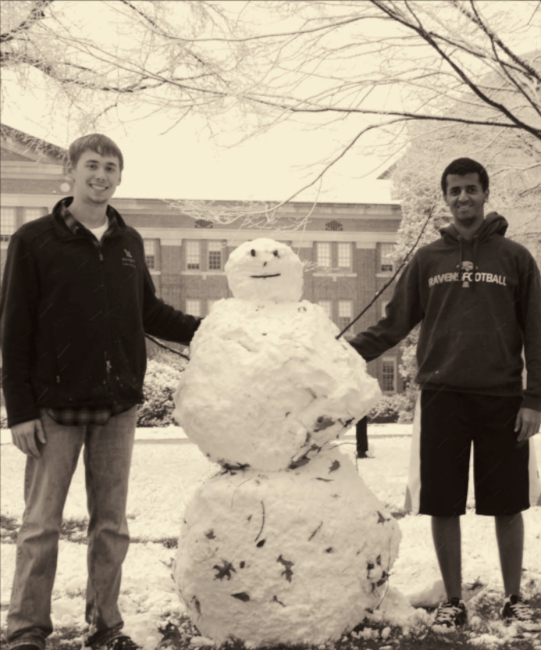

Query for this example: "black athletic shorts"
[415,390,529,517]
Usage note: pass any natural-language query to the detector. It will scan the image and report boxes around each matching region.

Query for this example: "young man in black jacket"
[349,158,541,632]
[0,134,201,650]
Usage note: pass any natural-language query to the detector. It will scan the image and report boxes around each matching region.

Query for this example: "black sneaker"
[501,595,541,631]
[432,597,467,632]
[87,635,141,650]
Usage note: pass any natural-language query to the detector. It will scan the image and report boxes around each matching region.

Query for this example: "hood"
[439,212,508,245]
[438,212,508,289]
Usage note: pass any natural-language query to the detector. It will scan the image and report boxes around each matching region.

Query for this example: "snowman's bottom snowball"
[174,448,401,647]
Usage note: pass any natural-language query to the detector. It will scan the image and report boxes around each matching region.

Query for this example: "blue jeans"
[7,407,137,650]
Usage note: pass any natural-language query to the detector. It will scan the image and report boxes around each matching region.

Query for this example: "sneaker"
[86,635,141,650]
[156,623,182,650]
[431,597,467,632]
[501,595,541,631]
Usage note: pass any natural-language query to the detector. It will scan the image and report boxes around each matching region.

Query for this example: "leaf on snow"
[231,592,250,601]
[213,559,236,581]
[277,554,294,582]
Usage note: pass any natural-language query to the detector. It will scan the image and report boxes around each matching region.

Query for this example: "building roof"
[0,123,67,165]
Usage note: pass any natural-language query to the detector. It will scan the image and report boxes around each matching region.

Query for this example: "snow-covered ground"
[1,425,541,649]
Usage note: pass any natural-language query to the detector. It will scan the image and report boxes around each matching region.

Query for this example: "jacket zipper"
[94,237,115,398]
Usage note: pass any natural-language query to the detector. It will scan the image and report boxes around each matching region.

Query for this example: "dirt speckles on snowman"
[173,238,402,647]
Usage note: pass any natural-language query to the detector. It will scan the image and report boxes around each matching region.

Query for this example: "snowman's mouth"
[250,274,281,279]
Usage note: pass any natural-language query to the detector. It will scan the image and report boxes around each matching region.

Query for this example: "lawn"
[1,426,540,650]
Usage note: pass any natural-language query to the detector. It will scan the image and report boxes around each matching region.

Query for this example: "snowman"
[173,238,402,646]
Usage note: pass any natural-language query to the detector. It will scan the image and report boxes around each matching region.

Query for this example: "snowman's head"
[225,238,304,302]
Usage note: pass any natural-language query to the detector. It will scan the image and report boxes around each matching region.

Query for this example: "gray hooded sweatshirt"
[349,213,541,411]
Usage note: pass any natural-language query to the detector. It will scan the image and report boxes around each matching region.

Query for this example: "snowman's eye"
[250,249,256,257]
[273,250,279,257]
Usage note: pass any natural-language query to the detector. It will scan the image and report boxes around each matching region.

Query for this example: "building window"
[144,239,156,269]
[208,241,222,271]
[195,219,213,228]
[380,243,395,272]
[338,300,352,331]
[337,242,351,269]
[0,207,17,241]
[382,357,396,392]
[318,300,332,318]
[186,241,200,269]
[325,220,343,231]
[23,207,46,223]
[317,242,331,268]
[186,299,201,316]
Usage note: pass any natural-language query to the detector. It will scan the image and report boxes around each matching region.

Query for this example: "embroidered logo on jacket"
[122,249,136,268]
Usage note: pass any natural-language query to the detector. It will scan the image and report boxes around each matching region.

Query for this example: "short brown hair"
[68,134,124,172]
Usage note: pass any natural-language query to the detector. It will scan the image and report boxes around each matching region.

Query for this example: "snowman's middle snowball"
[174,299,381,471]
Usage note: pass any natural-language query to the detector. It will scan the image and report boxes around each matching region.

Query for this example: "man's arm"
[141,263,202,345]
[0,235,41,428]
[516,252,541,439]
[349,253,424,361]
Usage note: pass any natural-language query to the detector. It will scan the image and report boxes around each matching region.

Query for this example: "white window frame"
[1,207,17,241]
[382,356,397,392]
[317,242,331,269]
[144,239,156,270]
[23,207,46,223]
[380,243,395,273]
[186,241,201,270]
[208,241,222,271]
[337,242,351,269]
[186,299,201,317]
[318,300,332,319]
[338,300,352,330]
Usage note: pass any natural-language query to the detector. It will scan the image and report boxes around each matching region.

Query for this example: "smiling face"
[443,172,489,237]
[225,239,304,302]
[69,149,122,207]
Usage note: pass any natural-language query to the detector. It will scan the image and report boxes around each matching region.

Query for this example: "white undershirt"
[87,219,109,241]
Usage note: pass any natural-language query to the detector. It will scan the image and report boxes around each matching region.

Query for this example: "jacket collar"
[52,197,127,240]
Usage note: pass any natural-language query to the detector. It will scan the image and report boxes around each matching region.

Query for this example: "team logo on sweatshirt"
[428,260,507,289]
[461,261,474,288]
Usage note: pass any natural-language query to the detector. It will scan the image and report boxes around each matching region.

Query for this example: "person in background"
[348,158,541,632]
[356,416,369,458]
[0,134,201,650]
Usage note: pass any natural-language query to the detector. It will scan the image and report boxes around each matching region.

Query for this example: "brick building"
[0,124,404,394]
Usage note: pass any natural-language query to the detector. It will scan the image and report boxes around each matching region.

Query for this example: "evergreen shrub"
[367,392,416,423]
[137,358,186,427]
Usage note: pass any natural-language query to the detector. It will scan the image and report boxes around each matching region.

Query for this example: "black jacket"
[350,213,541,410]
[0,198,201,427]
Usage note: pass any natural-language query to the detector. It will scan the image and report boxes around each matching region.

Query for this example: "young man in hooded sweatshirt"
[349,157,541,631]
[0,134,201,650]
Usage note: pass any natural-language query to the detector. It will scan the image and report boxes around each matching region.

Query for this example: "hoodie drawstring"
[472,236,480,289]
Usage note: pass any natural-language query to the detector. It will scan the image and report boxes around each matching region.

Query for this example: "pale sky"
[1,0,399,204]
[4,1,535,205]
[2,87,395,204]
